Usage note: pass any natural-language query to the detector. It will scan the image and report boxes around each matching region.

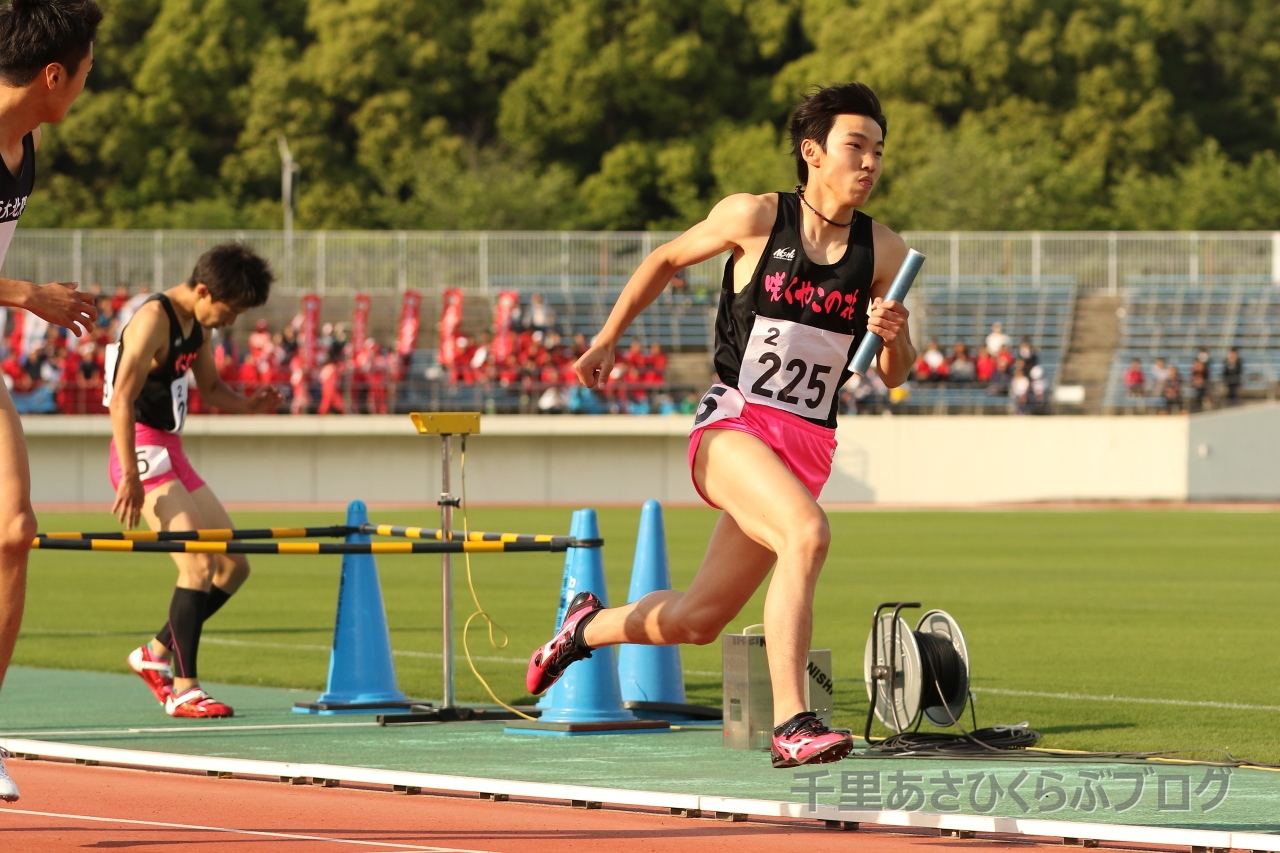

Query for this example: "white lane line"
[36,636,1276,713]
[207,640,1280,710]
[972,686,1280,712]
[0,721,379,738]
[202,637,527,666]
[0,808,499,852]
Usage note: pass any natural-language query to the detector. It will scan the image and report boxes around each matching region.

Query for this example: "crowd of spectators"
[27,289,1256,419]
[1123,347,1244,413]
[434,323,677,415]
[2,284,132,415]
[213,319,398,416]
[904,323,1051,414]
[0,284,401,416]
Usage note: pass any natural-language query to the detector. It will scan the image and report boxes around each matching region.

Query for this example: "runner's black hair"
[0,0,101,86]
[188,243,274,309]
[790,83,887,184]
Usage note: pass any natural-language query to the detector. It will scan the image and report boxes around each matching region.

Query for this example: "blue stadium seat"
[900,284,1076,412]
[1103,285,1279,410]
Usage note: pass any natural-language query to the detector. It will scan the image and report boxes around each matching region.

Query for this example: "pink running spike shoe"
[526,591,603,695]
[165,687,234,718]
[127,645,174,704]
[770,711,855,768]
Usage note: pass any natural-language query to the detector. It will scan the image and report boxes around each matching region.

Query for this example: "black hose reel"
[862,601,972,742]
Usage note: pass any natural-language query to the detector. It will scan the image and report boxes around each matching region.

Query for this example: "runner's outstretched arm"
[0,278,96,336]
[575,193,774,388]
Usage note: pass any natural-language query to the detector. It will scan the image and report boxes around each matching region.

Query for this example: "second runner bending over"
[526,82,915,767]
[106,243,280,718]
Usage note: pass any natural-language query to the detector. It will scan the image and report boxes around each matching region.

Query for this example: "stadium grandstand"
[4,230,1279,418]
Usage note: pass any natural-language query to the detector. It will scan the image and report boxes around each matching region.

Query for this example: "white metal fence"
[6,229,1280,296]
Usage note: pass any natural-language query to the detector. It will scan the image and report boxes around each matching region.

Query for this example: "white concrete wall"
[1186,403,1280,500]
[23,409,1261,507]
[828,415,1189,504]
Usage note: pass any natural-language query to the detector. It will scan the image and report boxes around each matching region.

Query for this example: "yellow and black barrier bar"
[358,523,603,548]
[32,538,576,555]
[36,526,602,548]
[37,526,356,542]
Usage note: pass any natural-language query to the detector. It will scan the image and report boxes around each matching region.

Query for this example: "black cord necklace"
[795,185,855,228]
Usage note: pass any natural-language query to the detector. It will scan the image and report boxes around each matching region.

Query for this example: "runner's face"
[194,288,246,329]
[815,113,884,207]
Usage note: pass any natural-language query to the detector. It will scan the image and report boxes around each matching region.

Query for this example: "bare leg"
[583,511,776,646]
[584,428,830,726]
[187,484,251,594]
[0,387,36,696]
[141,481,227,696]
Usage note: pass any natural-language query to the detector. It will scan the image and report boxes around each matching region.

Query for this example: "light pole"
[278,135,300,289]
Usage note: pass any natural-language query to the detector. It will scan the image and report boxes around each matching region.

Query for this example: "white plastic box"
[721,626,833,750]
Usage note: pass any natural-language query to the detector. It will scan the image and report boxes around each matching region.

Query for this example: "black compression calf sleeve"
[156,584,233,649]
[167,587,209,679]
[205,585,232,620]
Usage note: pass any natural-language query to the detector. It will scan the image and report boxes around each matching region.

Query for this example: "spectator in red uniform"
[1124,358,1145,397]
[920,339,948,382]
[248,319,273,362]
[318,349,346,414]
[236,353,260,396]
[644,342,667,376]
[2,352,33,393]
[364,344,389,414]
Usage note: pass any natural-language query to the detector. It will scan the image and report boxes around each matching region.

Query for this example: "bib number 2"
[170,374,189,433]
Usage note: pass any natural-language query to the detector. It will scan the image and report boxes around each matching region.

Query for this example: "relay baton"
[849,248,926,376]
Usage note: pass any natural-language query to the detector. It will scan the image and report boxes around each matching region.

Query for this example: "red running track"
[0,759,1178,852]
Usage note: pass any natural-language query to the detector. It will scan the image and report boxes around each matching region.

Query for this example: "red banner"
[491,290,519,364]
[434,289,460,367]
[299,294,321,370]
[351,293,371,369]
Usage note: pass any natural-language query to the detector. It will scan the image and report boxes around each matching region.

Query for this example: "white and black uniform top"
[103,294,203,433]
[0,132,34,269]
[712,191,875,429]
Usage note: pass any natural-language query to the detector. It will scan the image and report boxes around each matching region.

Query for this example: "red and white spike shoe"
[127,645,174,705]
[165,687,234,719]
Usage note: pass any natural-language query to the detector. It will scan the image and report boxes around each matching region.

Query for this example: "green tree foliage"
[29,0,1280,231]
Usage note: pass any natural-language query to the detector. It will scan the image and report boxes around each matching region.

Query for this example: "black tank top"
[0,132,35,269]
[105,294,204,433]
[712,192,875,428]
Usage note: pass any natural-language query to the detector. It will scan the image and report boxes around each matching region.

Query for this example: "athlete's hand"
[574,342,616,388]
[246,384,283,414]
[113,473,145,529]
[868,297,909,345]
[25,281,97,337]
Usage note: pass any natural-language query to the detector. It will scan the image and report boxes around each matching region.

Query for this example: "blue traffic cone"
[293,500,413,715]
[507,508,669,736]
[617,500,721,722]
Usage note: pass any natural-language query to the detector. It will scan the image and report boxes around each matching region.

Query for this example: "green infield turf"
[18,507,1280,765]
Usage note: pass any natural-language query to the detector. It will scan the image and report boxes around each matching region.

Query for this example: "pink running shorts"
[687,384,837,509]
[109,423,206,495]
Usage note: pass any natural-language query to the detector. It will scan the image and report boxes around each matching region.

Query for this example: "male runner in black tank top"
[106,244,280,719]
[526,83,917,768]
[0,0,102,803]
